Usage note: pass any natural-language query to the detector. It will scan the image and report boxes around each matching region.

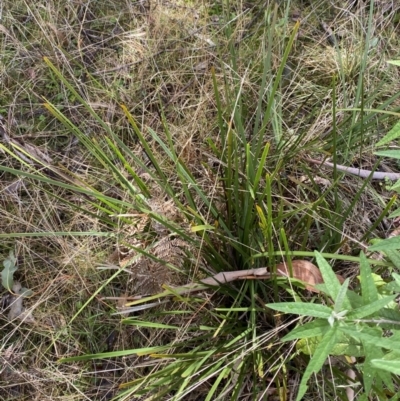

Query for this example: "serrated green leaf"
[282,319,330,341]
[359,252,379,304]
[340,327,399,351]
[346,295,397,320]
[296,326,337,401]
[266,302,332,319]
[371,360,400,375]
[314,251,343,303]
[376,120,400,147]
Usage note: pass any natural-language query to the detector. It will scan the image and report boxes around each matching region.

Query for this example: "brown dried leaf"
[276,260,344,293]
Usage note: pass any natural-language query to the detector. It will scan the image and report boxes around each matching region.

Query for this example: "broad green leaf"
[375,308,400,329]
[346,290,364,309]
[359,252,378,304]
[387,331,400,342]
[381,349,400,360]
[282,319,330,341]
[296,336,320,355]
[387,60,400,66]
[314,251,343,303]
[20,288,33,297]
[376,120,400,147]
[393,273,400,288]
[376,360,395,393]
[381,280,400,293]
[334,278,350,313]
[370,342,400,388]
[313,283,327,293]
[374,150,400,159]
[346,295,397,320]
[383,249,400,269]
[340,327,400,351]
[368,237,400,251]
[371,360,400,375]
[297,331,364,357]
[266,302,332,319]
[363,346,386,393]
[296,325,337,401]
[390,179,400,192]
[329,333,364,357]
[1,251,18,291]
[389,207,400,219]
[371,273,386,287]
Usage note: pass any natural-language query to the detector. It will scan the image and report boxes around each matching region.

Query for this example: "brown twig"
[306,158,400,181]
[115,261,345,314]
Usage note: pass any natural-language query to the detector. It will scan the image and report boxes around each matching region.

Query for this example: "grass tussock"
[1,0,400,400]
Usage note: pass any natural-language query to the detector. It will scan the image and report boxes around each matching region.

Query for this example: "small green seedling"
[1,250,32,296]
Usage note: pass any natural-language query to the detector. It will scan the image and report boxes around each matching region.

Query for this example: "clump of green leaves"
[1,250,18,291]
[1,250,32,296]
[267,251,400,400]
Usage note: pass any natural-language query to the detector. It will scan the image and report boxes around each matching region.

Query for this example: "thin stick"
[306,158,400,180]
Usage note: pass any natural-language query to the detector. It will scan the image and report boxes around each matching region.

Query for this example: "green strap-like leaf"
[376,120,400,147]
[334,278,350,313]
[340,327,399,351]
[346,295,397,320]
[1,251,18,291]
[266,302,332,319]
[314,251,342,302]
[359,251,379,304]
[368,237,400,251]
[296,325,338,401]
[282,319,330,342]
[371,359,400,375]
